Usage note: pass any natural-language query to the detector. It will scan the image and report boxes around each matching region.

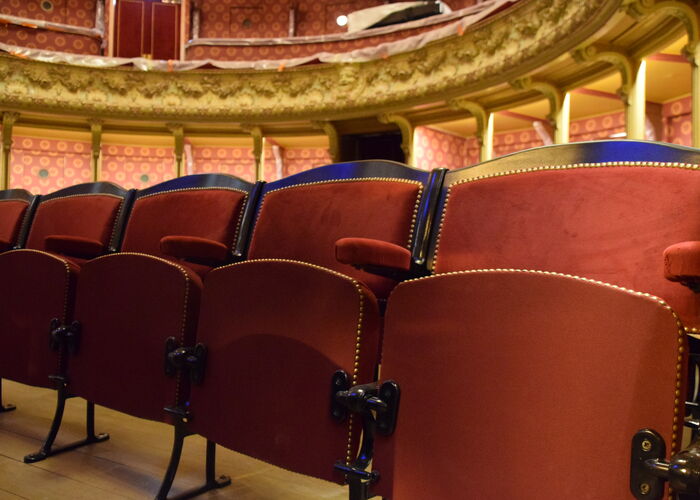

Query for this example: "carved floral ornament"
[0,0,620,122]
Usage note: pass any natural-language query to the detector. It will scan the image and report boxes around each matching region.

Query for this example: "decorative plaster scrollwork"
[0,0,621,122]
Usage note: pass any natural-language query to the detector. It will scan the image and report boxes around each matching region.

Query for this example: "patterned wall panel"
[10,135,93,194]
[0,0,96,27]
[569,111,625,143]
[414,126,474,170]
[0,0,100,54]
[282,147,332,176]
[191,146,257,182]
[492,127,544,158]
[189,0,477,60]
[663,96,691,146]
[101,144,176,189]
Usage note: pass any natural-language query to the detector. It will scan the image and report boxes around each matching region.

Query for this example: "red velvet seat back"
[190,260,380,483]
[374,270,683,499]
[0,191,31,248]
[120,187,248,273]
[432,142,700,328]
[25,191,124,253]
[249,170,425,299]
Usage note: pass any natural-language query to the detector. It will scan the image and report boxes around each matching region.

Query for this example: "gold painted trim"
[0,0,621,121]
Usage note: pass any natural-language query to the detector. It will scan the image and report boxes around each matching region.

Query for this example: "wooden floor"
[0,380,348,500]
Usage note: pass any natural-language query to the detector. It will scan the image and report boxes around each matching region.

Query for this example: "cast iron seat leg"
[24,376,109,463]
[155,410,231,500]
[0,378,16,413]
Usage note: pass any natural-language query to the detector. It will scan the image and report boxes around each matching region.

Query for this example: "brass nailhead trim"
[432,162,700,271]
[0,198,30,203]
[39,193,123,204]
[255,178,424,250]
[107,199,125,250]
[91,252,192,405]
[137,186,248,200]
[216,258,367,466]
[399,267,686,453]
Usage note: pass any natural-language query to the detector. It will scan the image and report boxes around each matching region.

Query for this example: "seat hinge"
[164,336,207,384]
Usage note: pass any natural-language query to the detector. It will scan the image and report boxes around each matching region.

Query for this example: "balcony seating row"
[0,140,698,500]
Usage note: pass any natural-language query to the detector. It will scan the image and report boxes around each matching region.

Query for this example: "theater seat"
[335,141,699,499]
[61,174,259,498]
[0,182,130,392]
[0,182,133,460]
[0,188,38,411]
[373,270,683,500]
[0,188,36,253]
[176,161,440,495]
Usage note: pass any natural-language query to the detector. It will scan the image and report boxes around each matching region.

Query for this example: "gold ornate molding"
[0,0,622,122]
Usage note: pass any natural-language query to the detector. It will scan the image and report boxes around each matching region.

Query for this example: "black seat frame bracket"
[331,370,401,500]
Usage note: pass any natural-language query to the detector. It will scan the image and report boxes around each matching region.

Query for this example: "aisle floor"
[0,380,347,500]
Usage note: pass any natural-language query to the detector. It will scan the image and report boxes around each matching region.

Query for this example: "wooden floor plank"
[0,381,348,500]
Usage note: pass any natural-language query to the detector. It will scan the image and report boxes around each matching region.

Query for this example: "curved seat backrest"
[120,174,259,262]
[25,182,131,253]
[247,160,437,299]
[0,189,35,250]
[428,140,700,328]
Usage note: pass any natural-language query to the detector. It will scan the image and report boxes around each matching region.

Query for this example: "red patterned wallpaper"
[191,145,332,182]
[101,144,176,189]
[493,127,543,158]
[0,0,96,27]
[10,135,93,194]
[282,147,332,176]
[191,146,257,182]
[188,0,476,61]
[0,23,101,54]
[0,0,100,54]
[569,111,625,143]
[414,126,476,170]
[662,96,691,146]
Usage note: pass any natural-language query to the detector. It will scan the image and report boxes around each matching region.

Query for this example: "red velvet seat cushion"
[69,253,203,423]
[190,259,381,483]
[0,250,79,388]
[121,189,246,277]
[0,238,11,252]
[45,235,105,259]
[0,199,29,248]
[374,271,683,499]
[335,237,411,271]
[665,241,700,285]
[436,166,700,328]
[25,194,123,252]
[160,235,229,265]
[248,180,422,299]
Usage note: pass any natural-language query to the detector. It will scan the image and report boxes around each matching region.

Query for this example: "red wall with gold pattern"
[282,147,332,176]
[570,111,625,143]
[188,0,478,61]
[493,127,543,158]
[414,126,477,170]
[101,144,176,189]
[0,0,101,54]
[663,95,691,146]
[10,135,93,193]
